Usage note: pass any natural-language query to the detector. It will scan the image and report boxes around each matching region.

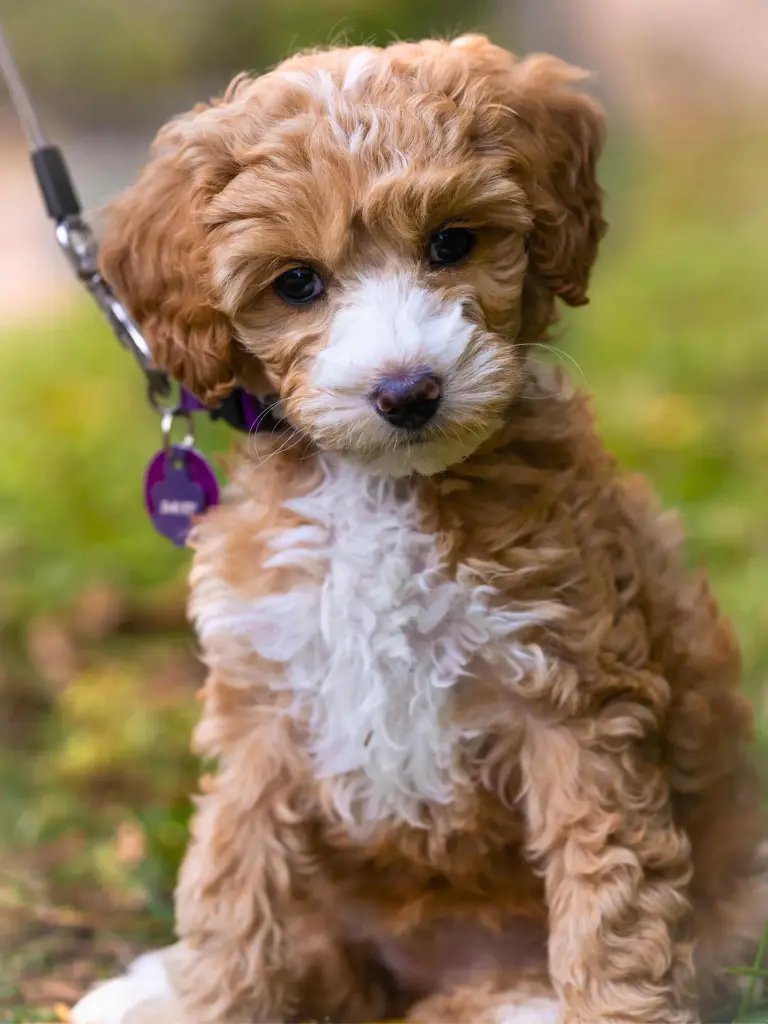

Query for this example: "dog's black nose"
[373,371,442,430]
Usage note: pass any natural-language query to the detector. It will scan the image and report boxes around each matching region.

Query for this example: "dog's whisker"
[248,399,285,440]
[519,342,589,389]
[251,431,305,468]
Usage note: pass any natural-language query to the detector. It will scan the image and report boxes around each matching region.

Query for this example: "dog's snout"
[373,371,442,430]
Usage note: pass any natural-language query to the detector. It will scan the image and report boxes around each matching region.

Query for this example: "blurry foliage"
[0,99,766,1019]
[2,0,486,126]
[0,316,188,620]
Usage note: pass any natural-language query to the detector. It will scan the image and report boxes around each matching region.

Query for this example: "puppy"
[72,34,767,1024]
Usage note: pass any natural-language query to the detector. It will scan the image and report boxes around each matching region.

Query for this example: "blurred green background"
[1,0,767,1019]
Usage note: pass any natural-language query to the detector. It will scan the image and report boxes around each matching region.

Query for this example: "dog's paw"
[494,997,560,1024]
[70,948,186,1024]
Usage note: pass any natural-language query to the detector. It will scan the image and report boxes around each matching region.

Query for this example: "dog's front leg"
[520,673,698,1024]
[172,727,386,1023]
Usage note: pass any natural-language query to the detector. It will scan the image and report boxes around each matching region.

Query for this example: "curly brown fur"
[76,33,766,1024]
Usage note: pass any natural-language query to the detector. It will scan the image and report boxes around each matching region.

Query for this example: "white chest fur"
[193,456,556,831]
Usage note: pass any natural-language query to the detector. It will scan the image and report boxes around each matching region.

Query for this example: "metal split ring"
[161,410,195,454]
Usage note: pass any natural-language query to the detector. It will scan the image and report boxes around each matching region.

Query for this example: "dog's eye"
[427,228,476,267]
[274,266,325,305]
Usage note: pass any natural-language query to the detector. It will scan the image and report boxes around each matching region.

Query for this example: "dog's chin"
[334,421,502,478]
[354,445,466,478]
[293,396,510,478]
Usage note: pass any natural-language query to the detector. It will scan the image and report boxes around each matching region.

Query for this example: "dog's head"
[103,35,606,476]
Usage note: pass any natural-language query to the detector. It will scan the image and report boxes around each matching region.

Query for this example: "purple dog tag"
[144,445,220,546]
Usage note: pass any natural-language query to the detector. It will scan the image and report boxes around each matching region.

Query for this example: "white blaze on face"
[315,273,475,394]
[304,272,512,476]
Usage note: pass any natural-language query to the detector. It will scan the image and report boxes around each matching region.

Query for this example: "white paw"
[70,949,178,1024]
[495,996,560,1024]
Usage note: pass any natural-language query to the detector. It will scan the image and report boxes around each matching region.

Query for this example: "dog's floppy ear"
[100,108,240,405]
[510,53,607,308]
[450,36,606,309]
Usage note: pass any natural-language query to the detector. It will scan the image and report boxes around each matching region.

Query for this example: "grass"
[0,126,767,1021]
